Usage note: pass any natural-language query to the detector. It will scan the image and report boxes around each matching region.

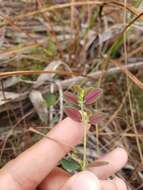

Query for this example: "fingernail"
[68,171,101,190]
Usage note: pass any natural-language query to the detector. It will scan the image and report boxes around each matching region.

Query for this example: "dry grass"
[0,0,143,189]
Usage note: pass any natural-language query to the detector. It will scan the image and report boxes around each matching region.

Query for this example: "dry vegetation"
[0,0,143,189]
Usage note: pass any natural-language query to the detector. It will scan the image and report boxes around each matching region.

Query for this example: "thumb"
[61,171,101,190]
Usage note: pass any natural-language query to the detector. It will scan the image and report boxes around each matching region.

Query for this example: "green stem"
[80,102,87,170]
[83,121,87,170]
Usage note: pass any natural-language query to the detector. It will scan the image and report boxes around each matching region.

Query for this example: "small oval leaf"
[88,161,109,168]
[64,107,82,122]
[61,158,81,172]
[85,88,102,105]
[89,113,102,125]
[46,92,57,108]
[64,91,78,104]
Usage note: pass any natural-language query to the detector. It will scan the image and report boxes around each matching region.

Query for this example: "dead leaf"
[29,90,48,124]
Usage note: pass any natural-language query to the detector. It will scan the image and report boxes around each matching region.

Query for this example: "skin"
[0,118,128,190]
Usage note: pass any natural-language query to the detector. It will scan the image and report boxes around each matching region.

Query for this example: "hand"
[0,118,128,190]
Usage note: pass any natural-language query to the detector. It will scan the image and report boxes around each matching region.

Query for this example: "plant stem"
[80,102,87,170]
[83,120,87,170]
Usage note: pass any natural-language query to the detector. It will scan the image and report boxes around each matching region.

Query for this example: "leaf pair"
[64,107,102,126]
[64,88,103,125]
[64,88,102,105]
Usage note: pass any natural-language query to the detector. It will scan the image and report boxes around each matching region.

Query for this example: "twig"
[1,62,143,114]
[58,61,143,89]
[95,132,143,138]
[29,127,73,149]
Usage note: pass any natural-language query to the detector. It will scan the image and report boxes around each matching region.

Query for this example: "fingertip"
[57,117,84,131]
[114,147,128,165]
[88,147,128,179]
[63,171,101,190]
[63,117,83,128]
[49,117,84,145]
[101,177,127,190]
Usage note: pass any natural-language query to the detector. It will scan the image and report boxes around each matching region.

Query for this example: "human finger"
[38,148,128,190]
[0,118,84,190]
[88,148,128,179]
[61,171,127,190]
[39,167,70,190]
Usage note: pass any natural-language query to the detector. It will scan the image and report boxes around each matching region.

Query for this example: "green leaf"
[61,158,81,172]
[45,92,57,108]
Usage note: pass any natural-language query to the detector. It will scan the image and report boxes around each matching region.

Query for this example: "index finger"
[0,118,84,190]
